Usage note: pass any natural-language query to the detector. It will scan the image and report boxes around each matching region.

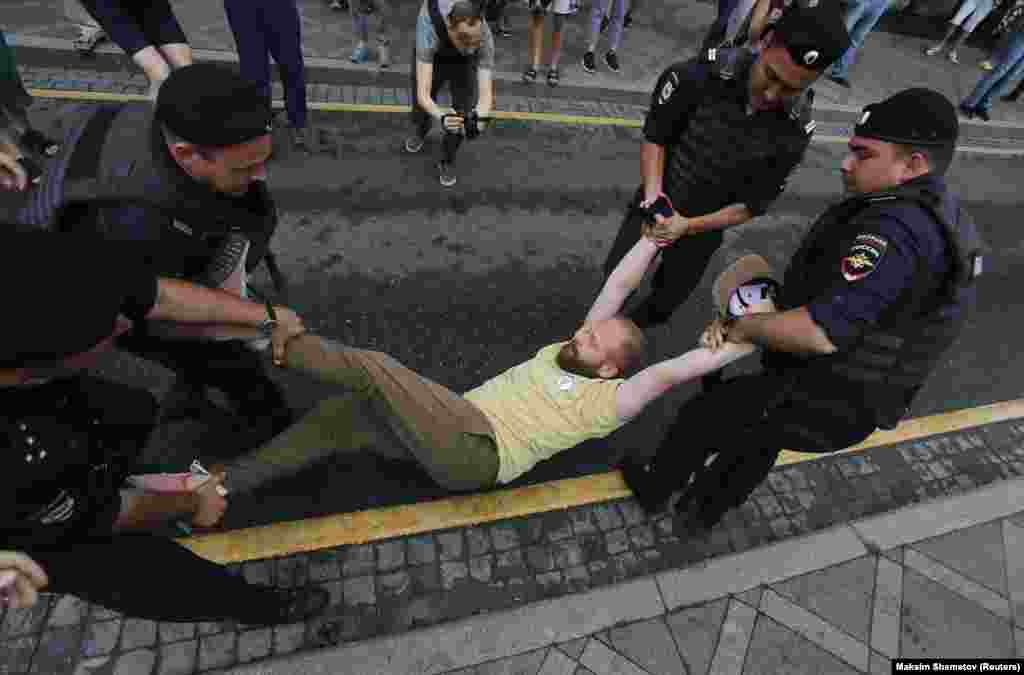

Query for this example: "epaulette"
[788,88,816,135]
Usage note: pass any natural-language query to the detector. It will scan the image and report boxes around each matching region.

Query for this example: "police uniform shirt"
[782,174,959,352]
[1,233,160,538]
[642,49,814,219]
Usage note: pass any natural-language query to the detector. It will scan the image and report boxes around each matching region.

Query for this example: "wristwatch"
[259,301,278,337]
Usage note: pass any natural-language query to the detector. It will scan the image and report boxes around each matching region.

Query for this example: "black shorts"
[78,0,189,56]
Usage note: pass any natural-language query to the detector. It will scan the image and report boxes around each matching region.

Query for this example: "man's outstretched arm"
[613,342,757,422]
[585,237,661,325]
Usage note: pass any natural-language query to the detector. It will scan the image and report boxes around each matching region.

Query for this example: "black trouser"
[642,372,878,528]
[603,190,725,329]
[114,331,293,442]
[410,50,478,165]
[700,0,742,51]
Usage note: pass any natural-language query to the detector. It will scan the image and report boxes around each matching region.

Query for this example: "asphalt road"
[15,101,1024,529]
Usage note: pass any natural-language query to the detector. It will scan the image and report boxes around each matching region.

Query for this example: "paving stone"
[273,622,306,656]
[438,532,465,561]
[377,540,406,572]
[237,628,272,664]
[157,639,197,675]
[47,596,88,629]
[491,523,522,551]
[769,555,875,642]
[1016,628,1024,658]
[605,529,630,556]
[617,501,646,526]
[408,565,442,594]
[735,587,763,608]
[666,598,729,675]
[407,535,438,565]
[564,565,591,593]
[579,637,648,675]
[276,555,309,588]
[538,647,577,675]
[441,561,470,590]
[557,637,588,660]
[1005,520,1024,625]
[627,524,655,550]
[592,504,625,531]
[308,552,341,582]
[197,621,221,637]
[552,540,586,569]
[198,631,237,671]
[119,618,158,650]
[525,545,556,573]
[605,617,684,675]
[157,622,194,645]
[83,619,121,657]
[341,544,376,577]
[73,656,112,675]
[343,575,376,607]
[467,527,493,556]
[742,613,862,675]
[574,668,596,675]
[880,546,904,565]
[911,520,1008,595]
[871,558,903,659]
[536,571,566,598]
[0,633,38,674]
[904,549,1010,621]
[520,518,546,546]
[30,624,84,674]
[476,648,547,675]
[89,605,121,622]
[470,555,495,583]
[569,509,599,536]
[588,559,615,588]
[901,567,1015,659]
[113,649,157,675]
[2,596,51,637]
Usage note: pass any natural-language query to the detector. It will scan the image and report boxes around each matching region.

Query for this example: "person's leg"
[30,534,317,624]
[587,0,609,53]
[606,0,627,54]
[270,334,500,492]
[984,37,1024,105]
[443,62,477,165]
[701,0,742,51]
[371,0,393,67]
[224,0,273,110]
[264,0,309,130]
[631,230,725,328]
[350,1,370,62]
[547,12,567,73]
[964,32,1024,110]
[526,12,545,74]
[828,0,870,79]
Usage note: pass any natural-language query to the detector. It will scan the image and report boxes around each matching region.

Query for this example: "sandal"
[547,67,560,87]
[522,67,538,83]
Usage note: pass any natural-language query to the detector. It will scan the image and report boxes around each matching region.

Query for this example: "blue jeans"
[963,31,1024,111]
[829,0,892,79]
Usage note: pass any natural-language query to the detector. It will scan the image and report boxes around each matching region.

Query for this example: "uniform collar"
[729,52,813,120]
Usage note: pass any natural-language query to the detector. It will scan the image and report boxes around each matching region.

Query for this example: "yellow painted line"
[178,398,1024,564]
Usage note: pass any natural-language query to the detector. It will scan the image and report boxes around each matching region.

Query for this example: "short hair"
[448,0,483,23]
[161,123,217,161]
[608,316,648,376]
[893,142,955,176]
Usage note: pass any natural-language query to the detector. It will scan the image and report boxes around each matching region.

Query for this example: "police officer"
[0,227,328,623]
[603,2,850,333]
[621,88,984,529]
[405,0,495,188]
[6,63,294,447]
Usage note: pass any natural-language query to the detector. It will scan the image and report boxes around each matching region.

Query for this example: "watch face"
[728,281,775,317]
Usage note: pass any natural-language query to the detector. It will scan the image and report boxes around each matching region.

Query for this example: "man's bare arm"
[640,142,666,204]
[614,342,757,421]
[728,306,837,355]
[584,237,661,325]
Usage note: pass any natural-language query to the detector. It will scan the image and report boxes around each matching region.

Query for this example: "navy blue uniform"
[624,174,979,525]
[224,0,309,129]
[604,49,814,328]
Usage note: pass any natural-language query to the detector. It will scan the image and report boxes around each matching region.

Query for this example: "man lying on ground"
[215,236,777,496]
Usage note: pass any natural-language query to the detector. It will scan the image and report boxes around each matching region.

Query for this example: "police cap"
[854,88,959,147]
[770,1,851,72]
[155,63,273,148]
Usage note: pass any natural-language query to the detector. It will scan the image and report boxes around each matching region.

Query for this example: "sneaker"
[350,45,369,64]
[623,10,633,28]
[975,107,991,122]
[958,102,976,119]
[924,44,943,56]
[522,67,538,83]
[263,587,330,625]
[437,161,457,187]
[582,51,597,73]
[547,67,560,87]
[404,135,425,153]
[948,50,960,64]
[980,59,994,70]
[604,50,620,73]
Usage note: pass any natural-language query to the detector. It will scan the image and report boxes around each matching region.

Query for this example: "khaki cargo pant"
[226,335,500,494]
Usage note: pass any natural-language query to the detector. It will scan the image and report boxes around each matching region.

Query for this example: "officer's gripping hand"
[192,473,228,528]
[440,109,465,134]
[0,552,48,610]
[270,306,306,368]
[700,317,731,352]
[649,212,690,247]
[0,150,28,192]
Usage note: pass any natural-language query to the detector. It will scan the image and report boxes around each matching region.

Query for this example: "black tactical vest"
[663,48,815,216]
[427,0,480,66]
[1,103,280,287]
[767,178,984,430]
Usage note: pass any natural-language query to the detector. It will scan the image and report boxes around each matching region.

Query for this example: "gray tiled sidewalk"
[3,418,1024,674]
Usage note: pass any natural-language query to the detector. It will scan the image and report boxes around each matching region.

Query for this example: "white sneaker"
[405,135,425,153]
[437,161,457,187]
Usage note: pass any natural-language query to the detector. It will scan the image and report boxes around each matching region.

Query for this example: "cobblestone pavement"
[3,418,1024,673]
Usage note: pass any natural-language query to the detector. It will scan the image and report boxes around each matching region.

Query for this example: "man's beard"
[556,343,601,378]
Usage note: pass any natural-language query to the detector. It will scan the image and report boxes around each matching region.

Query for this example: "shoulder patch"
[841,233,888,282]
[804,120,817,135]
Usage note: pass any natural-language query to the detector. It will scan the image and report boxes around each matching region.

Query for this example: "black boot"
[1002,81,1024,102]
[620,457,679,514]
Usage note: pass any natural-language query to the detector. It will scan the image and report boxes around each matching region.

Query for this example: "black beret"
[771,1,852,72]
[854,88,959,147]
[155,63,273,148]
[0,229,128,368]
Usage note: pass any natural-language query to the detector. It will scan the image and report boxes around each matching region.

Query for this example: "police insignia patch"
[841,233,888,282]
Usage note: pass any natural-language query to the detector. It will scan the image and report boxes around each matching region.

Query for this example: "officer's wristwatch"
[259,301,278,337]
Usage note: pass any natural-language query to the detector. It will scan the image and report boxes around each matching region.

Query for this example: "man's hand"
[440,109,464,134]
[700,317,731,352]
[0,552,48,610]
[270,306,305,367]
[0,150,28,192]
[192,473,228,528]
[645,212,690,247]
